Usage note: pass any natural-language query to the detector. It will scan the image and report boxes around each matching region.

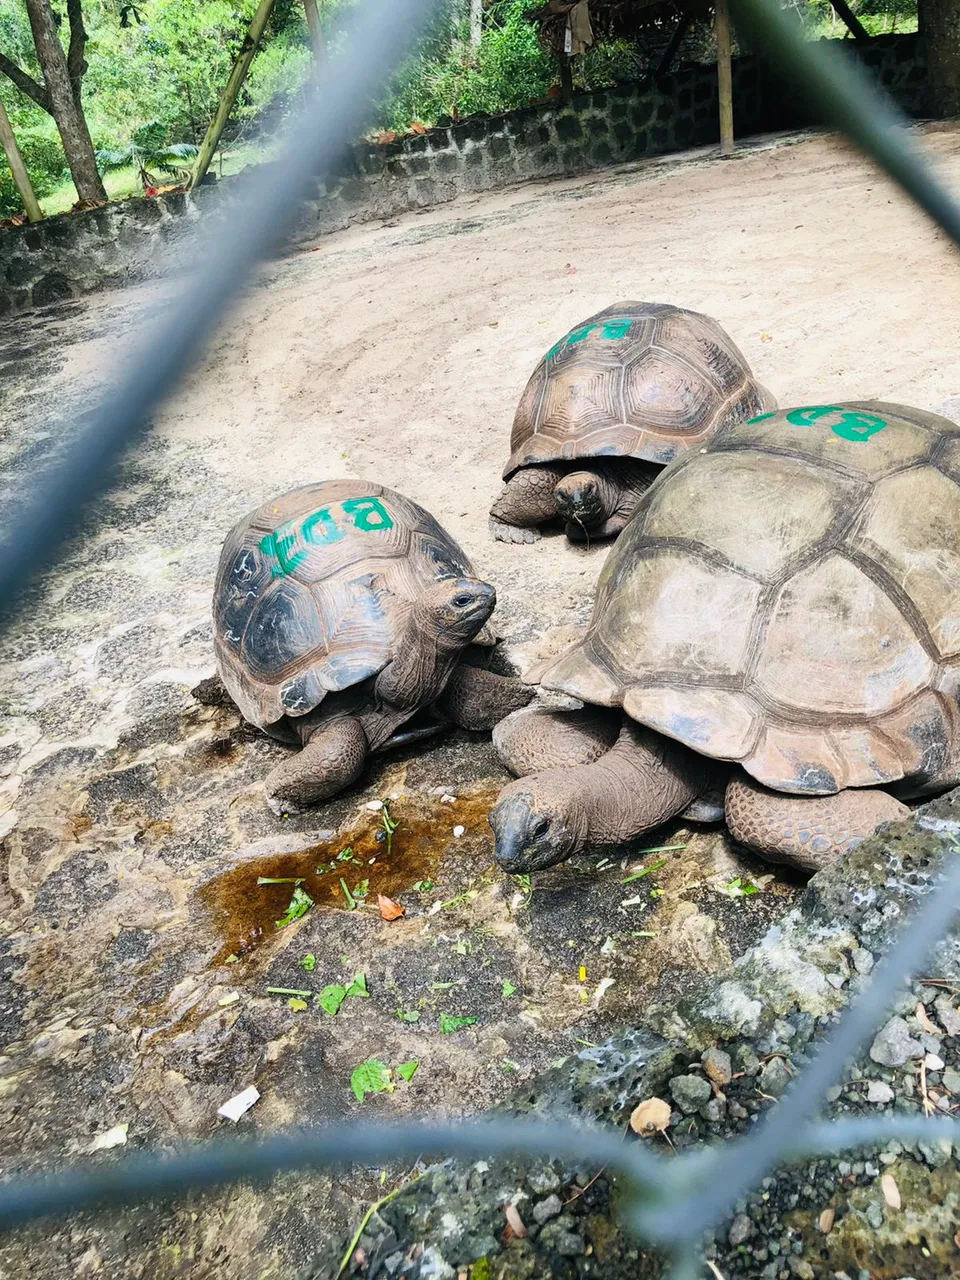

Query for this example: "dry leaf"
[629,1097,671,1136]
[409,120,427,135]
[881,1172,901,1210]
[760,332,773,342]
[818,1207,835,1234]
[377,894,405,921]
[916,1001,940,1035]
[376,130,398,145]
[504,1203,527,1239]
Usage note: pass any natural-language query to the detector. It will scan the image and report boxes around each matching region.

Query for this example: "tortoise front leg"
[265,717,368,815]
[493,705,620,776]
[724,774,909,874]
[489,465,566,543]
[438,663,534,731]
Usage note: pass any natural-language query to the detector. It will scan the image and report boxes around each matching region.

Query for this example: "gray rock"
[825,1084,842,1102]
[942,1067,960,1093]
[935,993,960,1036]
[527,1165,561,1195]
[418,1247,456,1279]
[734,1044,760,1076]
[537,1223,585,1256]
[703,1097,726,1124]
[670,1072,712,1113]
[532,1194,562,1224]
[865,1202,884,1229]
[851,948,874,974]
[789,1261,814,1280]
[728,1213,755,1246]
[759,1056,791,1097]
[702,1046,732,1086]
[866,1080,894,1104]
[869,1017,923,1067]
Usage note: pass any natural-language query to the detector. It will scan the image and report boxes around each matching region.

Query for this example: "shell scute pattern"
[214,481,477,730]
[503,301,774,479]
[540,402,960,796]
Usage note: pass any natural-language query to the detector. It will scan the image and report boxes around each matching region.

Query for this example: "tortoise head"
[489,775,586,874]
[553,469,608,529]
[420,577,496,647]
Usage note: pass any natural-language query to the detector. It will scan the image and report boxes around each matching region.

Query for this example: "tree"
[918,0,960,116]
[0,0,105,203]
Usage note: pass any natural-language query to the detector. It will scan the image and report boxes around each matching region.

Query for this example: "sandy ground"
[2,124,960,1277]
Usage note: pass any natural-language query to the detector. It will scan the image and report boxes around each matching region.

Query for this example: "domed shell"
[540,402,960,797]
[504,301,775,479]
[214,481,490,729]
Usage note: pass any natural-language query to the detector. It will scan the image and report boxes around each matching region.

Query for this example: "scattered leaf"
[300,954,317,972]
[224,953,239,964]
[504,1203,527,1239]
[578,966,587,982]
[760,332,773,342]
[881,1172,901,1210]
[429,981,456,992]
[396,1008,420,1023]
[916,1002,940,1034]
[412,879,434,892]
[623,858,667,885]
[276,884,313,928]
[376,130,398,144]
[339,877,357,910]
[397,1060,419,1082]
[501,980,517,998]
[454,939,472,956]
[378,894,405,920]
[288,997,308,1012]
[440,1013,478,1034]
[218,992,240,1007]
[629,1097,671,1136]
[345,972,369,999]
[350,1059,393,1103]
[318,984,348,1016]
[649,888,665,900]
[90,1123,128,1152]
[409,120,427,135]
[721,877,759,899]
[818,1207,835,1234]
[267,986,313,998]
[257,876,304,885]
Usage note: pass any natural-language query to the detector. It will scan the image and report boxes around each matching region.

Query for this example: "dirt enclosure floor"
[3,124,960,1278]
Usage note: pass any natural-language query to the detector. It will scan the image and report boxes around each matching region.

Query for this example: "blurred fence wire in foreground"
[3,0,960,1274]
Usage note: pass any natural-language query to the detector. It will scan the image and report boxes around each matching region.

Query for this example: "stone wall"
[0,33,929,314]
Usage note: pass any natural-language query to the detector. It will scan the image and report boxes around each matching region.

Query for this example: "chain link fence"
[3,0,960,1275]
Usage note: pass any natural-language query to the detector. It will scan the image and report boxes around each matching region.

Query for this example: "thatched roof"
[529,0,712,57]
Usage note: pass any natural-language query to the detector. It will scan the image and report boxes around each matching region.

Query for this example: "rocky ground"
[3,123,960,1278]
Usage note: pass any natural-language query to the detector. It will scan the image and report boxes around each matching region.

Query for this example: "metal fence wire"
[4,0,960,1275]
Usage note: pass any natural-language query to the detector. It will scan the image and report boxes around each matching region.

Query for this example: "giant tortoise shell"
[504,301,774,479]
[540,401,960,799]
[214,480,492,735]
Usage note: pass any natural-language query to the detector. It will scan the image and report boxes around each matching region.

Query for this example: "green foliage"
[96,120,198,189]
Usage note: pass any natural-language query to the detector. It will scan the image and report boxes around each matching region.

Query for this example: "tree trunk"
[0,96,43,221]
[23,0,105,204]
[920,0,960,117]
[469,0,483,47]
[66,0,89,110]
[302,0,326,64]
[714,0,735,156]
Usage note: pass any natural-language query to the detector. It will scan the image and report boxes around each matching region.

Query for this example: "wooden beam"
[302,0,326,65]
[0,96,43,222]
[714,0,734,157]
[189,0,277,190]
[827,0,871,42]
[654,11,691,80]
[558,52,574,101]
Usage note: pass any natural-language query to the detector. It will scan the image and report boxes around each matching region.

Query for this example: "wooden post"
[827,0,871,41]
[0,97,43,222]
[189,0,277,190]
[558,52,574,101]
[714,0,735,157]
[302,0,326,64]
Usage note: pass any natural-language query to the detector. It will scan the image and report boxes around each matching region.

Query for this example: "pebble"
[935,994,960,1036]
[866,1080,894,1105]
[869,1016,923,1067]
[702,1046,732,1086]
[729,1101,748,1119]
[734,1044,761,1076]
[851,948,874,975]
[452,825,464,838]
[537,1224,585,1256]
[532,1194,562,1224]
[728,1213,755,1246]
[527,1166,561,1195]
[669,1073,712,1114]
[789,1261,814,1280]
[759,1056,791,1097]
[865,1202,884,1229]
[925,1052,945,1071]
[942,1066,960,1094]
[825,1085,842,1103]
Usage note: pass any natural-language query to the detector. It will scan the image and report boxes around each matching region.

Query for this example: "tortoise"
[489,401,960,874]
[489,301,775,544]
[213,480,532,814]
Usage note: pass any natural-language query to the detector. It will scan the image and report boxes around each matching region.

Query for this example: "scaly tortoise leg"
[438,663,534,731]
[724,773,910,874]
[489,465,567,544]
[493,705,620,776]
[265,717,368,816]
